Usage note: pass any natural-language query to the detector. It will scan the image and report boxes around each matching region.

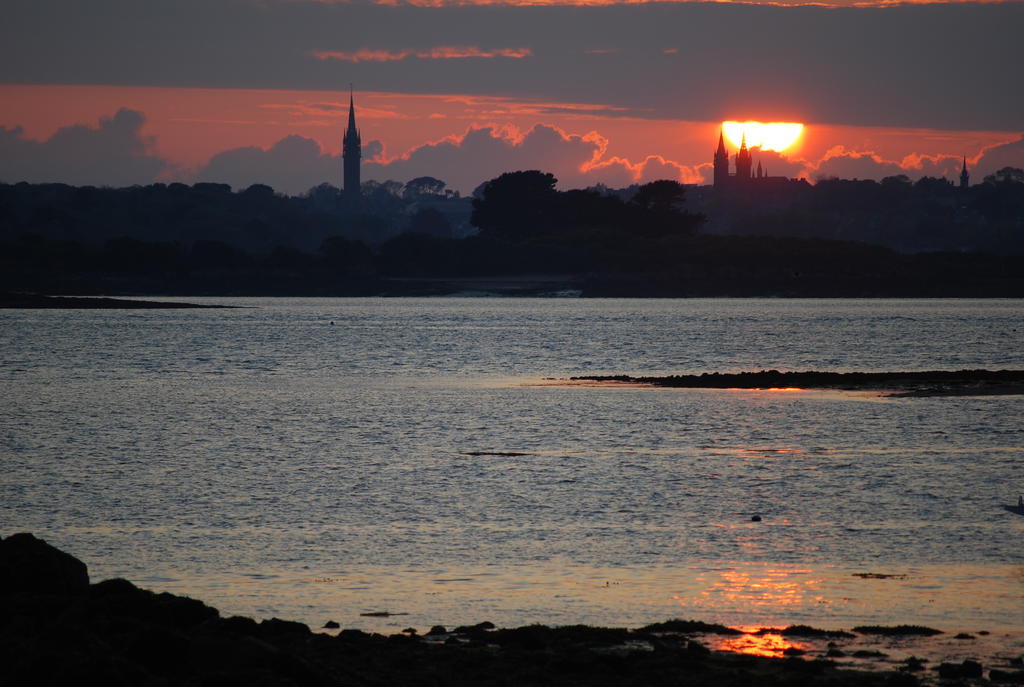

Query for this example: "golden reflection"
[715,627,809,658]
[684,567,827,613]
[725,387,805,392]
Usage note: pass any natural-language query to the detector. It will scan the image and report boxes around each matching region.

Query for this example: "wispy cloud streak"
[312,46,532,62]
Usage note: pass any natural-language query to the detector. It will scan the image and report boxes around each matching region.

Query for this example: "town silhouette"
[2,93,1023,299]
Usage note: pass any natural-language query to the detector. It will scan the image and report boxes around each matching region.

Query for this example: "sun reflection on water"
[725,387,806,392]
[674,566,829,619]
[715,628,809,658]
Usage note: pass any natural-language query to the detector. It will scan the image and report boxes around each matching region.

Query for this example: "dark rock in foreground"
[0,532,922,686]
[639,619,742,635]
[0,532,89,595]
[773,625,856,639]
[852,625,944,636]
[938,659,984,679]
[572,369,1024,396]
[0,292,226,309]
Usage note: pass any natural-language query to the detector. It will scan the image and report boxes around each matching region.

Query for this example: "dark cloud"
[806,140,1024,183]
[2,0,1021,130]
[193,125,699,194]
[364,124,703,191]
[810,148,904,181]
[364,124,605,191]
[588,154,705,186]
[0,108,168,186]
[197,135,340,194]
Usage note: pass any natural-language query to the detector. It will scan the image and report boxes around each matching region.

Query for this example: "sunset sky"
[2,0,1023,194]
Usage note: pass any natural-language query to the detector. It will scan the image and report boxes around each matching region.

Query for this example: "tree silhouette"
[471,171,558,239]
[403,176,446,200]
[630,180,687,214]
[984,167,1024,185]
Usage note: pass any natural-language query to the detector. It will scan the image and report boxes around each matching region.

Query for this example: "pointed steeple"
[735,132,752,181]
[344,85,360,146]
[756,161,763,179]
[342,86,362,201]
[959,156,969,189]
[713,127,731,189]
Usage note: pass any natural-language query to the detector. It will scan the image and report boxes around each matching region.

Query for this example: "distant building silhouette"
[734,133,753,182]
[713,131,730,187]
[343,89,361,207]
[960,157,970,189]
[713,127,789,190]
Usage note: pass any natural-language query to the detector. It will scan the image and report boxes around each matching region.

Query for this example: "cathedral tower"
[343,89,361,204]
[713,129,730,188]
[960,157,969,189]
[735,133,753,183]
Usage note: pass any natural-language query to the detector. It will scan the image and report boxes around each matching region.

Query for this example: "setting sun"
[723,121,804,152]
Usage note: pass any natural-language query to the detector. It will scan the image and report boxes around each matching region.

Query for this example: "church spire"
[735,132,752,182]
[713,127,730,188]
[959,156,969,189]
[344,85,360,146]
[342,86,362,204]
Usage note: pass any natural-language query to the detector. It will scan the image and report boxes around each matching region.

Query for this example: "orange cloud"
[357,122,709,193]
[311,46,532,62]
[312,49,408,63]
[425,46,532,59]
[2,85,1019,192]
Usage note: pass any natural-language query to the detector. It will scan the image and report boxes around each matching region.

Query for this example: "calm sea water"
[3,298,1023,637]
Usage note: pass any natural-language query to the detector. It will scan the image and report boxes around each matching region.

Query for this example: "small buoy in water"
[751,515,762,522]
[330,321,335,325]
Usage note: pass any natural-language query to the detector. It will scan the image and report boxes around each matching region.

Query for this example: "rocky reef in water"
[3,532,1012,686]
[571,369,1024,396]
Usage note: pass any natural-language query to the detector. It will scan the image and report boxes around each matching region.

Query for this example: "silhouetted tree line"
[698,167,1024,255]
[0,178,465,255]
[2,170,1023,297]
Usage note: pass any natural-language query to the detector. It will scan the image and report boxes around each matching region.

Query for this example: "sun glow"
[723,121,804,152]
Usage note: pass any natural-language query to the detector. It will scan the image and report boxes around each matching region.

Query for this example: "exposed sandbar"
[0,292,230,309]
[568,369,1024,396]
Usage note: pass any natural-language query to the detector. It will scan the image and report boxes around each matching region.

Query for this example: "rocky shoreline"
[5,533,1024,686]
[568,370,1024,397]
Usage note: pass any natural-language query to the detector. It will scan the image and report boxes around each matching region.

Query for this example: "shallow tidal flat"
[4,298,1024,681]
